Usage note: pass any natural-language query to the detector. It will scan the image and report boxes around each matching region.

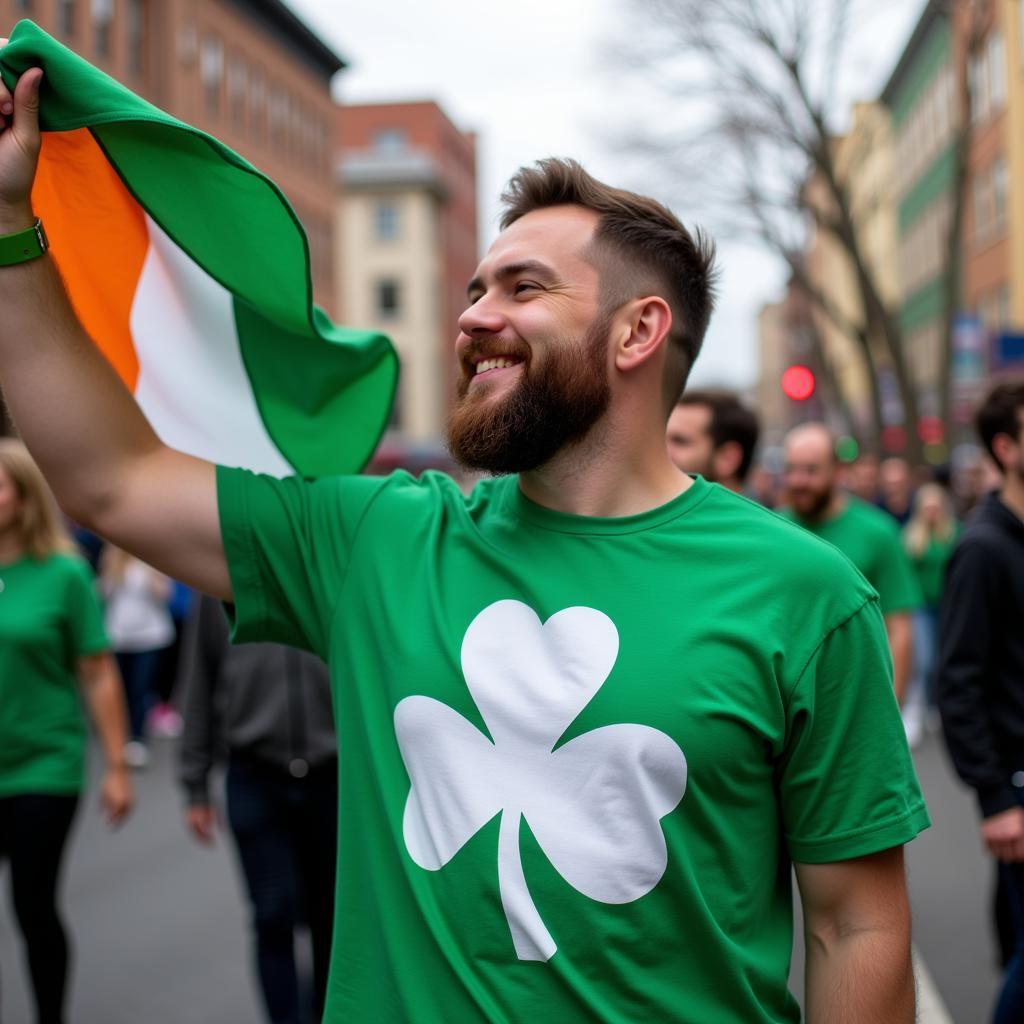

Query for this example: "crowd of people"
[1,49,1023,1022]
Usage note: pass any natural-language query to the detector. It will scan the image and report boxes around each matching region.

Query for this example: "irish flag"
[0,21,397,477]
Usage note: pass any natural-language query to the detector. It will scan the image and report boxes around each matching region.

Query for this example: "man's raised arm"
[0,53,230,599]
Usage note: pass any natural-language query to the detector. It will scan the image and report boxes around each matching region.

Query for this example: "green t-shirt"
[218,469,929,1024]
[0,551,109,796]
[780,499,923,615]
[906,531,958,609]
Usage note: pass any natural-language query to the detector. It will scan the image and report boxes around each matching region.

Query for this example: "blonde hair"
[0,438,76,558]
[904,482,956,559]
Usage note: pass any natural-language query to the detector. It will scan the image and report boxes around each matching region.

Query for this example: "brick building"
[337,101,478,446]
[1,0,342,312]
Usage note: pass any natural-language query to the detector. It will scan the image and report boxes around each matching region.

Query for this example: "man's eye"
[514,281,539,294]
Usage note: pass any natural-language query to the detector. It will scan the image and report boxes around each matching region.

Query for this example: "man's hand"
[982,806,1024,862]
[0,40,42,229]
[99,766,134,828]
[186,804,219,846]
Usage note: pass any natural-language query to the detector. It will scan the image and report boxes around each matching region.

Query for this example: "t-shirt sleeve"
[779,596,930,863]
[870,522,923,615]
[65,557,110,657]
[216,465,386,656]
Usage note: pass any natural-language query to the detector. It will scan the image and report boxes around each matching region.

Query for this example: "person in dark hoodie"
[178,595,337,1024]
[937,377,1024,1024]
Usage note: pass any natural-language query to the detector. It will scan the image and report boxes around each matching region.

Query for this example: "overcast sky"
[289,0,922,390]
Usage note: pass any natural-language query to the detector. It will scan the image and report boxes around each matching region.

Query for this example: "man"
[845,452,881,504]
[0,59,927,1023]
[937,379,1024,1022]
[781,423,921,705]
[879,456,914,525]
[665,388,759,492]
[179,595,337,1024]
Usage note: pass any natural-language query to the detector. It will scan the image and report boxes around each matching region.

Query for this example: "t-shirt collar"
[501,474,712,535]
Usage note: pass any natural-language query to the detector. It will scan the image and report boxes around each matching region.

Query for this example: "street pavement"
[0,729,1002,1023]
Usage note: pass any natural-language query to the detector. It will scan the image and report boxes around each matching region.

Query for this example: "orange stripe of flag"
[32,128,148,390]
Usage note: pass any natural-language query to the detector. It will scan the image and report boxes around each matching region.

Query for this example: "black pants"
[226,757,338,1024]
[0,793,79,1024]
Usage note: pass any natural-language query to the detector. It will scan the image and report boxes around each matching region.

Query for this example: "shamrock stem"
[497,809,557,962]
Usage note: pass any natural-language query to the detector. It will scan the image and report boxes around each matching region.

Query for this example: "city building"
[1,0,342,312]
[337,101,478,448]
[1003,0,1024,330]
[804,102,900,440]
[881,1,958,421]
[957,0,1011,338]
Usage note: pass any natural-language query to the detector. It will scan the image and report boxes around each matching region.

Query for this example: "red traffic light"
[781,365,815,401]
[917,416,944,445]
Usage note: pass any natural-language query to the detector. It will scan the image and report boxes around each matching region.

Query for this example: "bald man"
[780,424,921,704]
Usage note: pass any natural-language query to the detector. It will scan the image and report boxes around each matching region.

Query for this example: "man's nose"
[458,293,507,337]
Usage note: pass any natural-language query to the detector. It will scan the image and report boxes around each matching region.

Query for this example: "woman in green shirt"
[901,482,959,746]
[0,439,133,1024]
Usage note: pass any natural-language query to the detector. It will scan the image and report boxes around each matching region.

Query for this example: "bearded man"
[0,57,927,1024]
[779,423,921,707]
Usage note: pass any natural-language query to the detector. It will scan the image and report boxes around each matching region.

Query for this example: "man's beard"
[791,486,833,520]
[445,315,612,475]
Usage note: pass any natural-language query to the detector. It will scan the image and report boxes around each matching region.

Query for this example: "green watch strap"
[0,219,49,267]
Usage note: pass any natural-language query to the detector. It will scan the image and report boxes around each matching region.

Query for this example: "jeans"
[226,756,338,1024]
[116,649,164,741]
[0,793,79,1024]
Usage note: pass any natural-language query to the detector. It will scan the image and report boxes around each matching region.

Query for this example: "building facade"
[805,101,900,438]
[2,0,342,311]
[337,101,478,446]
[958,0,1011,339]
[881,2,958,420]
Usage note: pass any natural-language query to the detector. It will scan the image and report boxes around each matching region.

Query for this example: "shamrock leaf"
[395,600,688,962]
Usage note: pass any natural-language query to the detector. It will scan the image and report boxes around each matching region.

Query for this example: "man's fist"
[981,806,1024,862]
[0,39,43,231]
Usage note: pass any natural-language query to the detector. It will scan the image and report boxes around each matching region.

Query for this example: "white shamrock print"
[394,600,687,962]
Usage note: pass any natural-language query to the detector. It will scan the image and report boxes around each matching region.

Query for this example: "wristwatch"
[0,219,49,266]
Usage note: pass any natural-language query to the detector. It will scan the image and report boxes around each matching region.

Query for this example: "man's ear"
[992,432,1019,473]
[614,297,673,374]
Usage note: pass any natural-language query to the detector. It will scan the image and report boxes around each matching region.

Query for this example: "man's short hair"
[976,378,1024,465]
[500,159,718,397]
[677,389,760,482]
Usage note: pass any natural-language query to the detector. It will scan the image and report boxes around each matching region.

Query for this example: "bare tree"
[608,0,988,464]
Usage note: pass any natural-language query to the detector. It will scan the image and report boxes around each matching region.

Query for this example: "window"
[200,36,224,115]
[970,32,1007,123]
[989,33,1007,112]
[228,57,247,128]
[92,0,113,60]
[178,23,197,66]
[268,86,286,148]
[374,200,400,242]
[249,70,265,143]
[58,0,75,37]
[126,0,145,77]
[373,128,407,154]
[376,279,401,319]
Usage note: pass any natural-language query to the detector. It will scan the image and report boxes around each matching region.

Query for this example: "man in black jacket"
[178,595,338,1024]
[938,377,1024,1022]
